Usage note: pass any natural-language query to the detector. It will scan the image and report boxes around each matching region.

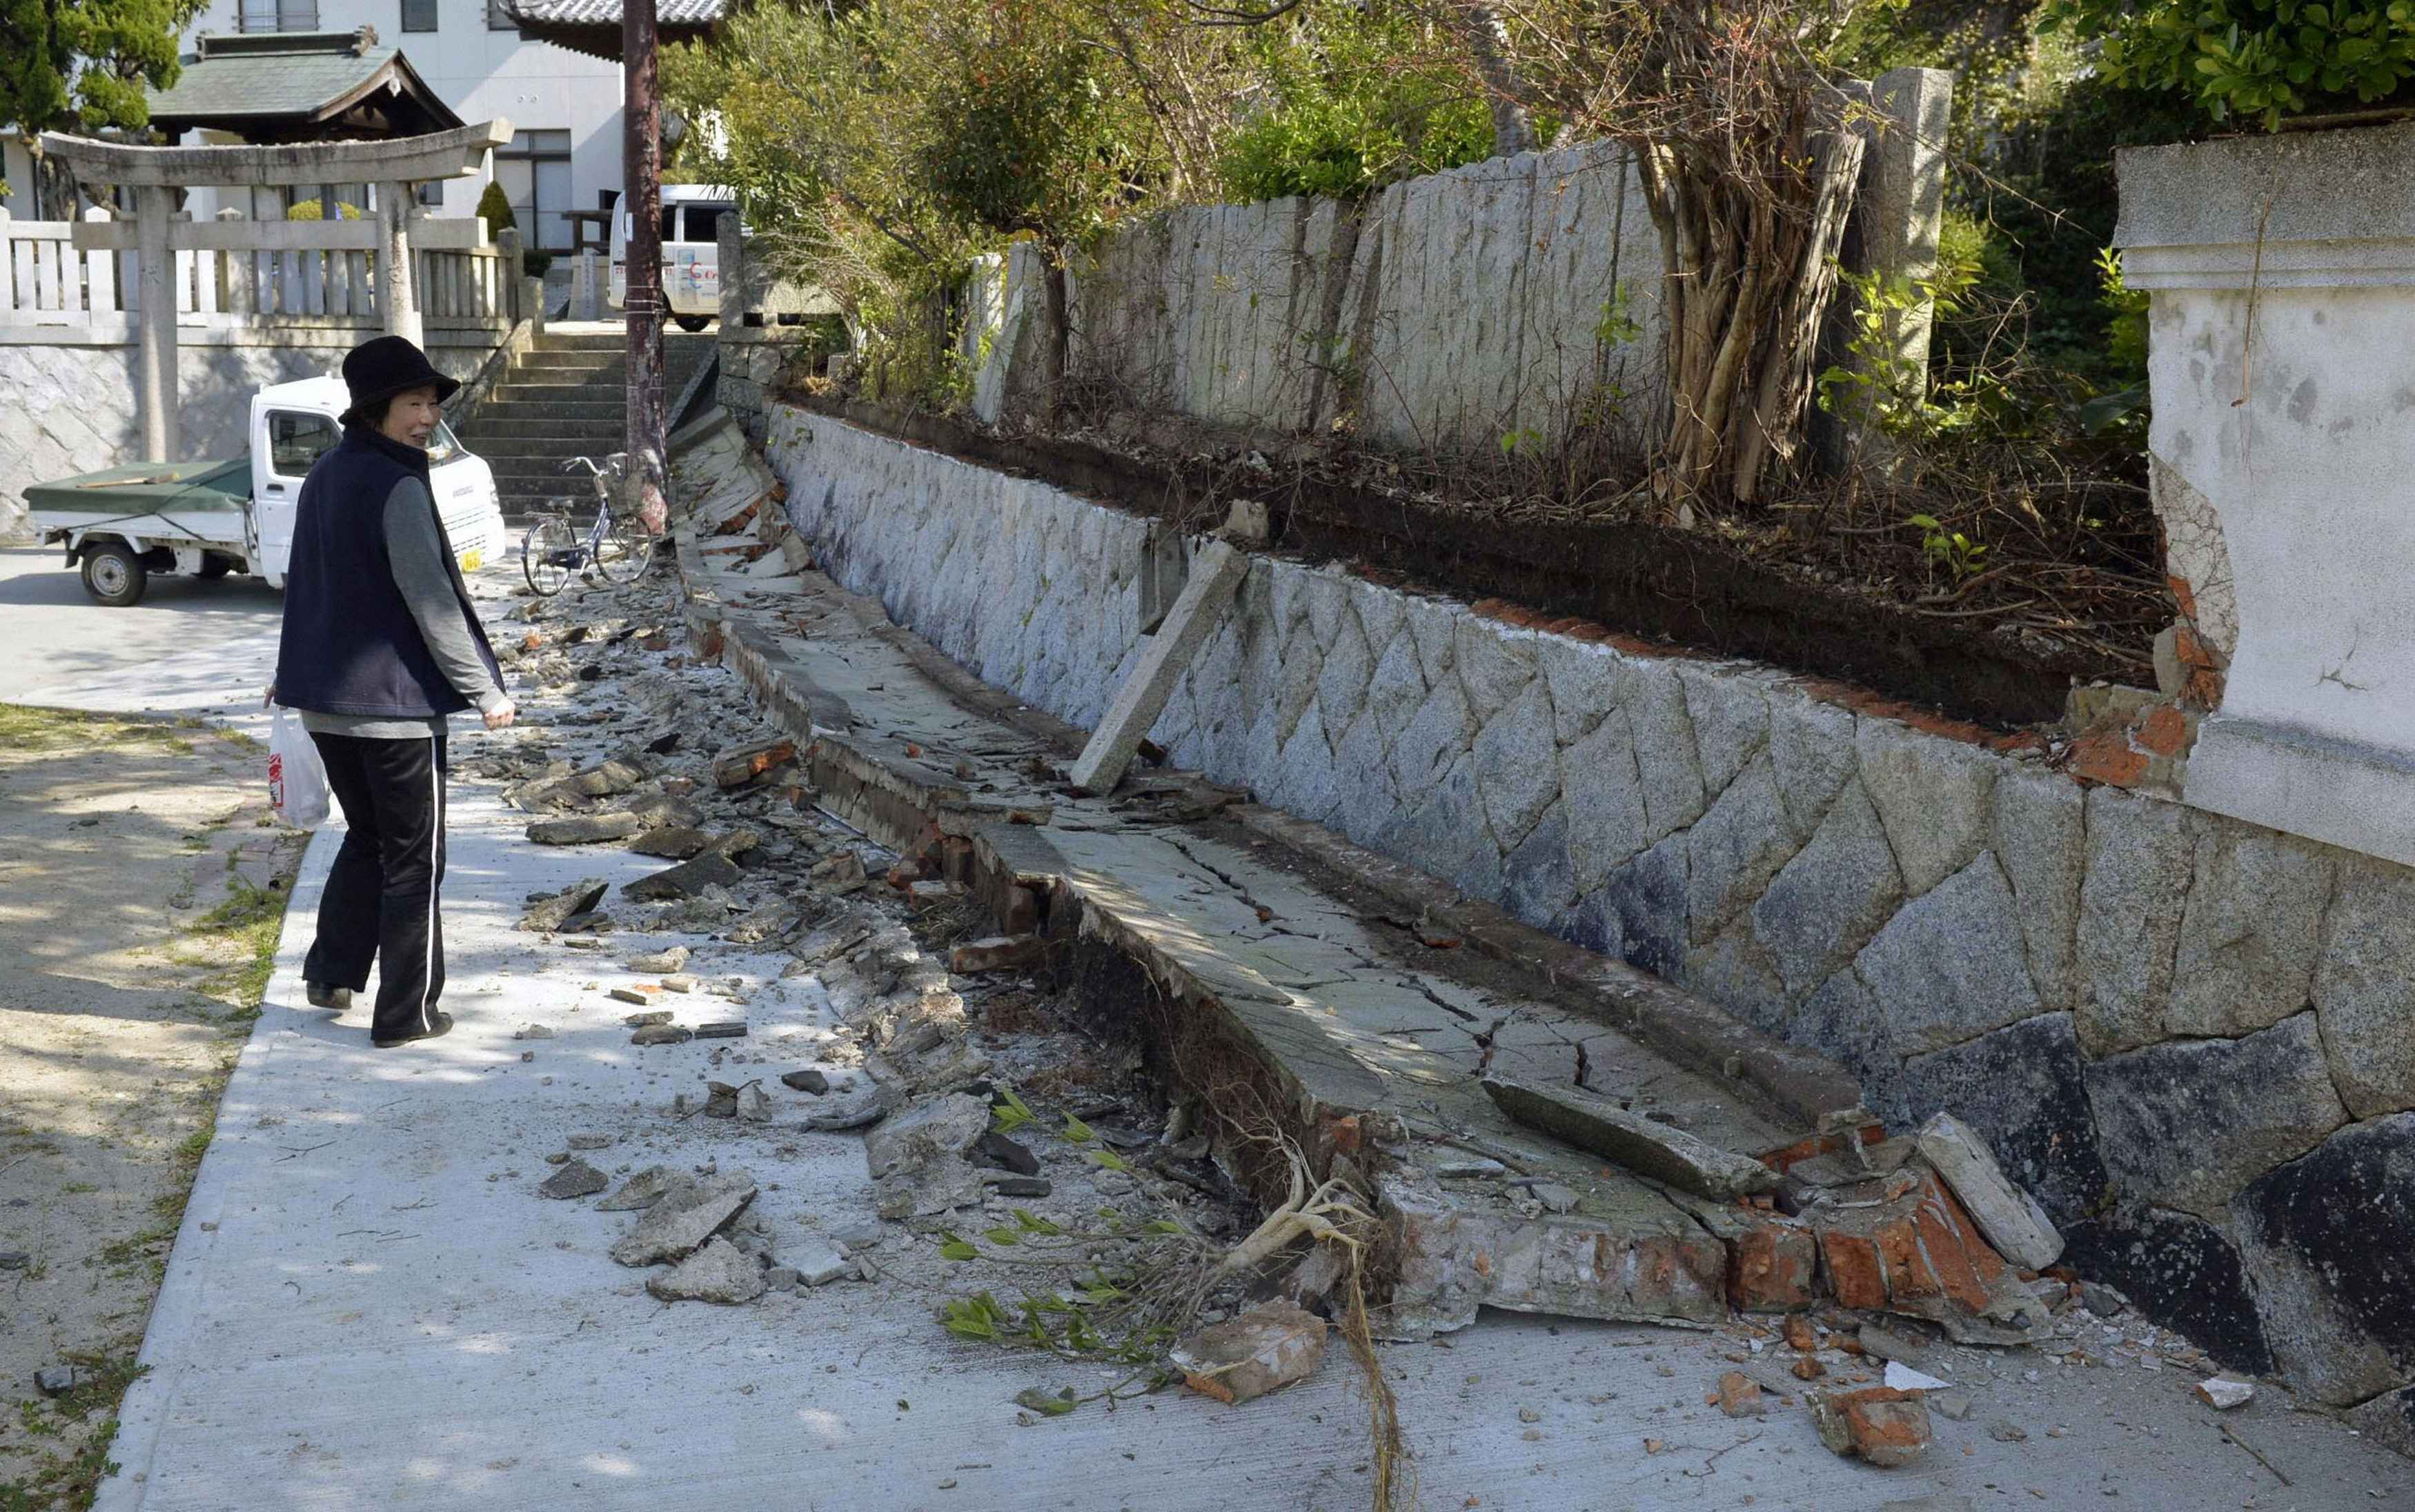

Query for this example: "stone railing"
[0,205,519,341]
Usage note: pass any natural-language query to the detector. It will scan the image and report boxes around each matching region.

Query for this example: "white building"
[174,0,624,252]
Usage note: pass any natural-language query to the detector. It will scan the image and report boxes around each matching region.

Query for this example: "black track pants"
[304,732,449,1042]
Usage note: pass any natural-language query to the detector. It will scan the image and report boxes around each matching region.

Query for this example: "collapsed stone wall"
[0,337,488,541]
[765,402,2415,1445]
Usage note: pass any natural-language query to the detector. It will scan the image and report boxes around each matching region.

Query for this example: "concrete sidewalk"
[92,567,2411,1510]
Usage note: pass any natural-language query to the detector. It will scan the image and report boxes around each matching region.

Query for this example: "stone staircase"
[457,326,715,521]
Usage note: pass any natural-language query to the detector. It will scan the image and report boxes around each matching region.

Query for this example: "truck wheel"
[197,557,233,580]
[674,315,711,333]
[82,544,148,607]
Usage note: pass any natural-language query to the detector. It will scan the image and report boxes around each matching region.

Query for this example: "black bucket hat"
[339,335,460,427]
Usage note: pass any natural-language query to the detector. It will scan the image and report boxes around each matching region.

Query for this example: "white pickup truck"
[26,374,506,606]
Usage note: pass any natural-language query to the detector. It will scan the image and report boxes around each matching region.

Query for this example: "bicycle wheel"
[593,506,656,586]
[521,515,575,597]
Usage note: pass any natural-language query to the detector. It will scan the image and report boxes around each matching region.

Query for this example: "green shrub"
[284,198,362,220]
[2040,0,2415,127]
[1216,9,1503,202]
[476,179,518,236]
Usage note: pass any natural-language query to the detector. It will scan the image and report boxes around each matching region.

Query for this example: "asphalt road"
[0,546,285,735]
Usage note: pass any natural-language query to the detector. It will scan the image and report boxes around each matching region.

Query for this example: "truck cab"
[26,374,506,606]
[248,376,507,586]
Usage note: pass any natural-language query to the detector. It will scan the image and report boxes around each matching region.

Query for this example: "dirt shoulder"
[0,706,306,1509]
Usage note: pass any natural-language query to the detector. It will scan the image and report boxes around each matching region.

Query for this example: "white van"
[609,184,735,331]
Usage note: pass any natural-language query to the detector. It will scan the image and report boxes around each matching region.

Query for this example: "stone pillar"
[215,207,251,317]
[571,248,599,321]
[378,180,422,346]
[2115,121,2415,867]
[1857,67,1954,390]
[524,275,547,336]
[497,226,523,322]
[717,209,742,328]
[132,183,177,461]
[84,204,119,316]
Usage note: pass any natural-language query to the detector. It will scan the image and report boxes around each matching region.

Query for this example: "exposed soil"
[786,389,2159,730]
[0,708,306,1508]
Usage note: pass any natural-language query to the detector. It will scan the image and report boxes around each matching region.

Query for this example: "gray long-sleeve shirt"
[300,477,507,740]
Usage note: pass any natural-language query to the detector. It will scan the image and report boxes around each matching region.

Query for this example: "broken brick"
[1813,1386,1932,1468]
[2133,704,2191,759]
[711,738,796,788]
[1729,1224,1818,1312]
[1716,1371,1764,1418]
[2066,728,2148,788]
[1782,1313,1818,1352]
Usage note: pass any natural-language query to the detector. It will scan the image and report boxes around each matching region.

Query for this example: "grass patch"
[187,879,290,1007]
[0,706,194,757]
[0,1348,147,1512]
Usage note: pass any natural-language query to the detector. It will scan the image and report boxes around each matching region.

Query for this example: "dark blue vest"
[274,426,502,719]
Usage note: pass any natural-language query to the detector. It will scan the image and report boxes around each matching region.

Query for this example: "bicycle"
[520,452,657,596]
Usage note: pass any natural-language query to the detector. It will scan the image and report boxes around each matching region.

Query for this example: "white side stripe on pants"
[418,735,439,1035]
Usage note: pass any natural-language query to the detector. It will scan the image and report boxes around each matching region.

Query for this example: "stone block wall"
[766,403,2415,1443]
[1,335,492,541]
[1012,140,1666,455]
[717,337,807,446]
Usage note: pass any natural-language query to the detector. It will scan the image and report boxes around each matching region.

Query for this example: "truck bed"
[25,458,250,544]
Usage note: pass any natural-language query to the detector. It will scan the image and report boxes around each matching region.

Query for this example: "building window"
[401,0,437,32]
[487,0,518,31]
[239,0,319,30]
[493,130,573,252]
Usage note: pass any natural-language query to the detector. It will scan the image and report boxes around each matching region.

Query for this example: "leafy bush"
[2040,0,2415,127]
[1217,8,1500,201]
[284,198,362,220]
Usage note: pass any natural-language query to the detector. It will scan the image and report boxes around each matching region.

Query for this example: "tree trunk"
[1040,248,1070,419]
[1453,3,1538,157]
[1635,94,1866,518]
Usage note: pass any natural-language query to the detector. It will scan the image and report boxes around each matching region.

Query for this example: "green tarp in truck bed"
[23,457,250,518]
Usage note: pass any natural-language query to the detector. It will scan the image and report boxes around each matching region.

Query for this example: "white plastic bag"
[268,706,331,830]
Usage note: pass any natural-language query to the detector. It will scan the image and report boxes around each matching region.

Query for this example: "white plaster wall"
[2118,122,2415,871]
[2145,286,2415,753]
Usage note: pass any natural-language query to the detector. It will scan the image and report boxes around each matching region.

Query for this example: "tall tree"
[1,0,199,142]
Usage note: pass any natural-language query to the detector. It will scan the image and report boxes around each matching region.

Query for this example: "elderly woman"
[273,335,515,1048]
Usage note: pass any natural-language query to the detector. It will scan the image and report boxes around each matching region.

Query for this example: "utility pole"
[622,0,667,533]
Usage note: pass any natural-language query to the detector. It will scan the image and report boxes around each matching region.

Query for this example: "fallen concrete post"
[1067,540,1248,795]
[1482,1075,1780,1200]
[1913,1112,2062,1270]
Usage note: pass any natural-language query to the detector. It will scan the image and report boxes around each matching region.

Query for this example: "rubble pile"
[448,467,2295,1469]
[462,566,1259,1340]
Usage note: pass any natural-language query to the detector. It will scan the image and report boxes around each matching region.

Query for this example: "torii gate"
[39,121,511,461]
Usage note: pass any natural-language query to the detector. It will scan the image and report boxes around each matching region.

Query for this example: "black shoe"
[373,1011,455,1049]
[305,982,352,1010]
